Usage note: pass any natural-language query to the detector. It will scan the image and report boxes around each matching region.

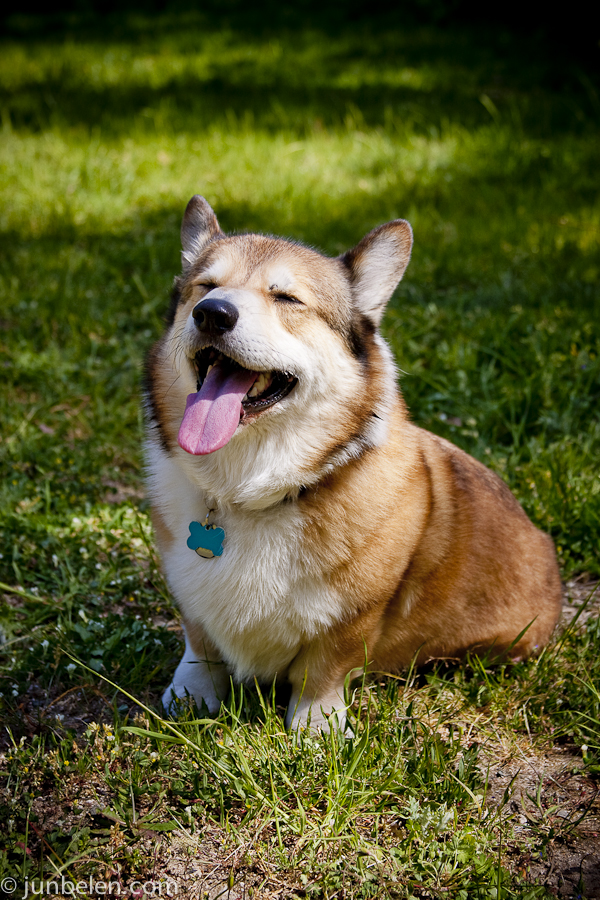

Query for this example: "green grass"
[0,8,599,898]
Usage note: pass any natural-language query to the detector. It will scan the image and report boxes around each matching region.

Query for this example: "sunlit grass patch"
[0,8,599,897]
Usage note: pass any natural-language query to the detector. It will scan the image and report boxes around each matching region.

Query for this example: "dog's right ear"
[181,196,223,271]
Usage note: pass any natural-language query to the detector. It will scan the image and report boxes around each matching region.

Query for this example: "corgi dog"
[144,196,562,730]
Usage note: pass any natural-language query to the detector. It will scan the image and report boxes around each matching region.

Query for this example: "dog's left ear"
[340,220,413,327]
[181,195,223,271]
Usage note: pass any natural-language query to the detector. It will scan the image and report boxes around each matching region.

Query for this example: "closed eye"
[198,281,218,291]
[273,291,303,305]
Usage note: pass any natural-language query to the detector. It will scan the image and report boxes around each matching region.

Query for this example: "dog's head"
[147,196,412,506]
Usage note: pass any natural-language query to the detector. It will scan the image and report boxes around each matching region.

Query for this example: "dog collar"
[187,510,225,559]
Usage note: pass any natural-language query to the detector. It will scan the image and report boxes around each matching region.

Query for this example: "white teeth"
[206,364,214,376]
[257,372,270,394]
[247,372,271,399]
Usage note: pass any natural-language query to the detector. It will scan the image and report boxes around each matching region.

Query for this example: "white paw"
[162,635,230,716]
[286,691,348,734]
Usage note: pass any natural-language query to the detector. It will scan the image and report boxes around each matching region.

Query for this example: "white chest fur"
[146,440,344,682]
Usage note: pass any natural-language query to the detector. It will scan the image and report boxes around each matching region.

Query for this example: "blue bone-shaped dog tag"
[187,521,225,559]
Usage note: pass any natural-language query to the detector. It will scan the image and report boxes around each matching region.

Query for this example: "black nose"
[192,297,239,335]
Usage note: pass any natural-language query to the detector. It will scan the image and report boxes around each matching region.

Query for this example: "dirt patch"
[484,744,600,897]
[101,478,146,504]
[561,577,599,628]
[482,578,600,897]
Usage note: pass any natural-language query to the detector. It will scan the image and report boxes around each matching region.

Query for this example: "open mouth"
[194,347,297,413]
[177,346,298,456]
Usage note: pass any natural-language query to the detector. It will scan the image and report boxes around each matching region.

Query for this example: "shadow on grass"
[2,12,598,138]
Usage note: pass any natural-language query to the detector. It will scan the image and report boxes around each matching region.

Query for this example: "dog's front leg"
[162,620,230,716]
[286,680,351,733]
[285,634,372,733]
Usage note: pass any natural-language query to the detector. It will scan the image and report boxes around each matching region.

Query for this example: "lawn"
[0,7,599,898]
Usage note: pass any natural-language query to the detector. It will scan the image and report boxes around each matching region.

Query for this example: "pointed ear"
[181,195,223,271]
[340,220,413,326]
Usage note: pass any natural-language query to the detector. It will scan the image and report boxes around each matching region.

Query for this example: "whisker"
[160,373,182,402]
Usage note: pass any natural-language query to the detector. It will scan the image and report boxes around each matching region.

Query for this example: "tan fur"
[150,505,175,552]
[147,196,562,729]
[301,412,561,667]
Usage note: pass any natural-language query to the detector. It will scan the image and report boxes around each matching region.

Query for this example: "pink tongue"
[178,363,259,455]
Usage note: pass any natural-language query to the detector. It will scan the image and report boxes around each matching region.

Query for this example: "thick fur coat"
[145,196,562,729]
